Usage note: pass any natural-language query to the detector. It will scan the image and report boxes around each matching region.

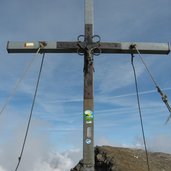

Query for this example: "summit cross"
[7,0,170,171]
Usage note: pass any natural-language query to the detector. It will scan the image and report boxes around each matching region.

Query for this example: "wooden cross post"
[6,0,170,170]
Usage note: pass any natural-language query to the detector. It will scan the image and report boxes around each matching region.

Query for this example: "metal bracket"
[37,41,47,53]
[77,35,101,58]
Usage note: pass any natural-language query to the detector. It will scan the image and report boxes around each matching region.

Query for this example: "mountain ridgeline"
[71,146,171,171]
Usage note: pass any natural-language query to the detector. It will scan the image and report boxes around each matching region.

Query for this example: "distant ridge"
[71,146,171,171]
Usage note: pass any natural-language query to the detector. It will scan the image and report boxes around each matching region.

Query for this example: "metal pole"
[83,0,94,170]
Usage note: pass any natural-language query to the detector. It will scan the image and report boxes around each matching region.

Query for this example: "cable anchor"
[130,44,136,63]
[37,41,47,54]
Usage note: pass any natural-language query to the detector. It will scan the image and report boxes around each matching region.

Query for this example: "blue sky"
[0,0,171,170]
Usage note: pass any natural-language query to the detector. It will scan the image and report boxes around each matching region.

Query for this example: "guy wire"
[131,53,151,171]
[0,56,35,115]
[135,48,158,87]
[14,53,45,171]
[135,47,171,124]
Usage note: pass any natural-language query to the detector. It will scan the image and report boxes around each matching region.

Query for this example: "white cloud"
[0,166,5,171]
[0,149,81,171]
[147,135,171,154]
[0,113,81,171]
[0,106,81,171]
[33,150,80,171]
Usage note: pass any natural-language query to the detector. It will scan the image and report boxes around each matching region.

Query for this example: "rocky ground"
[71,146,171,171]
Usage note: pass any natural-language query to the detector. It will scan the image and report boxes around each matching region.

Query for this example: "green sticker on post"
[84,110,94,124]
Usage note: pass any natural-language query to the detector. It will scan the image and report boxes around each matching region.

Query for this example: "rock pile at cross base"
[71,146,171,171]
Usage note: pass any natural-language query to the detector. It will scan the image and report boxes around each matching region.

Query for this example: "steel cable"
[135,47,171,124]
[0,48,41,116]
[131,54,151,171]
[14,53,45,171]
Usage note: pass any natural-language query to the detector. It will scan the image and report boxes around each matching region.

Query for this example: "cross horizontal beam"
[7,41,170,55]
